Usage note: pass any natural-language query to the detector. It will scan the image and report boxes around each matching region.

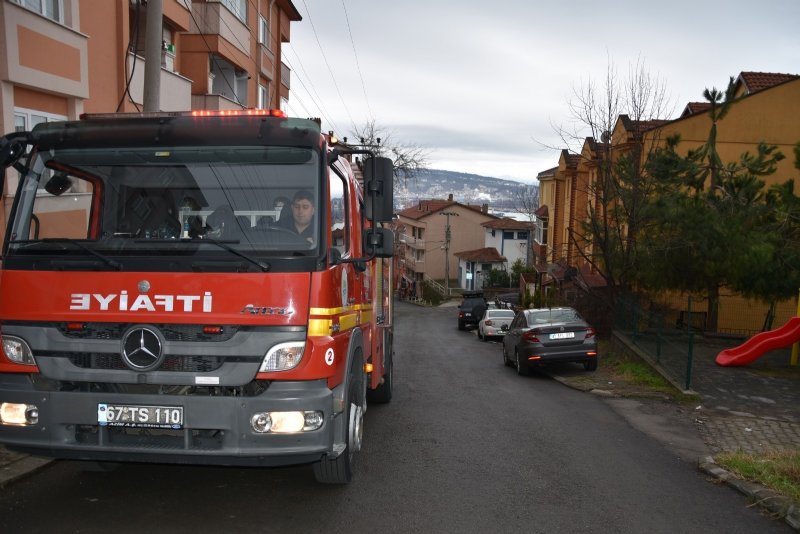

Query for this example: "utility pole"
[143,0,163,112]
[440,211,459,295]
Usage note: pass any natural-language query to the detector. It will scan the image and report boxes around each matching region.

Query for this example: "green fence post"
[685,296,694,390]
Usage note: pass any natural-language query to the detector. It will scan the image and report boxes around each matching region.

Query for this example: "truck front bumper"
[0,375,340,467]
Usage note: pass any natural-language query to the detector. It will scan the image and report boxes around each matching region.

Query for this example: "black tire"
[314,354,365,484]
[515,349,530,376]
[458,320,465,331]
[367,348,393,404]
[583,359,598,372]
[502,344,512,367]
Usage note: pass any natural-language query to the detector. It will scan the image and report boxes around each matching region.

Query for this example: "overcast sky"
[284,0,799,183]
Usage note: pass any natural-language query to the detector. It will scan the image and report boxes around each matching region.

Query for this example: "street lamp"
[440,211,459,295]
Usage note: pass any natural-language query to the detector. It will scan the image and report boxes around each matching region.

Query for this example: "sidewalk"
[0,446,52,487]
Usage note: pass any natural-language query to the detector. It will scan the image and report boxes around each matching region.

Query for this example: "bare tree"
[540,57,674,298]
[350,119,430,182]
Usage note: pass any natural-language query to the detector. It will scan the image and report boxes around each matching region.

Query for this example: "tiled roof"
[454,247,506,262]
[535,205,548,217]
[396,199,456,220]
[565,154,581,168]
[521,272,537,283]
[482,218,535,230]
[681,102,712,117]
[537,166,558,179]
[620,114,670,134]
[396,199,496,221]
[737,71,799,95]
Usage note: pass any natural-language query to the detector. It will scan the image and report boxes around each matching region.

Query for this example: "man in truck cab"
[282,189,316,244]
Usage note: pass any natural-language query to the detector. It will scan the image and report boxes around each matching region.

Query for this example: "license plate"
[550,332,575,340]
[98,403,183,429]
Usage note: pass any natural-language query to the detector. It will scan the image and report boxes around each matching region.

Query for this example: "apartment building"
[1,0,300,235]
[395,194,497,295]
[534,71,800,332]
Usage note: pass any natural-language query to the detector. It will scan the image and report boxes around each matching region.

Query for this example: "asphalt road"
[0,302,791,533]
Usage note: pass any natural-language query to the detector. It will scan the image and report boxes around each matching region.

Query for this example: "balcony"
[2,2,89,99]
[399,233,425,249]
[190,1,250,56]
[126,52,192,111]
[260,44,276,80]
[281,61,291,90]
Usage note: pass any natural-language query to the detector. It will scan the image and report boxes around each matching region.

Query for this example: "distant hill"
[395,169,538,213]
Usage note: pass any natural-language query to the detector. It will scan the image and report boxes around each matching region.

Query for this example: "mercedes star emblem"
[121,326,164,371]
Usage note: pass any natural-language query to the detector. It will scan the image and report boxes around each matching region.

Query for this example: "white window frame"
[258,15,269,47]
[221,0,247,23]
[257,84,268,109]
[14,0,63,23]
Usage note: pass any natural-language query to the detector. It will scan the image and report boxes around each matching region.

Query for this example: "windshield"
[5,143,323,270]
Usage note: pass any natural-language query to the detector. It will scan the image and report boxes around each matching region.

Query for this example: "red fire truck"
[0,110,394,484]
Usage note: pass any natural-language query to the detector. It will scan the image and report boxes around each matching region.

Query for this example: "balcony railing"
[399,233,425,249]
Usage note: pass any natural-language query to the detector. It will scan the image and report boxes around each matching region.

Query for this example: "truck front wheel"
[314,354,365,484]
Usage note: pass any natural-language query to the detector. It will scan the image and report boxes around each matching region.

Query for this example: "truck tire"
[366,348,393,404]
[314,353,365,484]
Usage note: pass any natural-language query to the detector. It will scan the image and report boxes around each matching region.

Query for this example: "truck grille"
[68,353,225,372]
[57,323,239,342]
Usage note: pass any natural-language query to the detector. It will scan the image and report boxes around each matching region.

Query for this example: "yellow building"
[536,71,800,334]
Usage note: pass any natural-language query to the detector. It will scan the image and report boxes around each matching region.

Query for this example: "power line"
[283,50,341,133]
[300,0,357,133]
[340,0,373,121]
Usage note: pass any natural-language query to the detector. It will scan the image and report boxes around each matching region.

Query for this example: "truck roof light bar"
[80,109,287,120]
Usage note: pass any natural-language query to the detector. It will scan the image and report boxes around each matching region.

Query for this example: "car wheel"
[458,320,465,331]
[502,344,512,367]
[515,349,529,376]
[583,359,598,372]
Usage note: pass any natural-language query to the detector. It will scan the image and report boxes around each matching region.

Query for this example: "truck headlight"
[2,336,36,365]
[260,341,305,372]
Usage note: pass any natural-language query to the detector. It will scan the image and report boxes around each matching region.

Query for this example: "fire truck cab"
[0,110,394,484]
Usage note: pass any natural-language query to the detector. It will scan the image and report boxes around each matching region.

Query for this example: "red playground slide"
[716,316,800,366]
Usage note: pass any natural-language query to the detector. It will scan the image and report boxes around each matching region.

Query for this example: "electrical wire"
[340,0,373,121]
[187,5,244,106]
[116,0,142,112]
[300,0,357,133]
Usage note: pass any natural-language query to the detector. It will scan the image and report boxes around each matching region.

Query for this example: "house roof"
[535,205,548,217]
[537,166,558,180]
[454,247,506,262]
[482,218,535,230]
[619,114,670,134]
[396,199,496,221]
[681,102,712,117]
[520,272,537,283]
[735,71,800,96]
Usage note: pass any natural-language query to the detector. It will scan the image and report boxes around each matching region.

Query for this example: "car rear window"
[488,310,515,319]
[527,309,580,324]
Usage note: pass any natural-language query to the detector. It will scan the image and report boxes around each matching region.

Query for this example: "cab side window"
[330,167,349,256]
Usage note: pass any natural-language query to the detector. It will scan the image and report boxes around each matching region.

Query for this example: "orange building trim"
[17,26,81,82]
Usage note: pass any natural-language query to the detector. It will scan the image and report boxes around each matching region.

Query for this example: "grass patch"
[715,450,800,503]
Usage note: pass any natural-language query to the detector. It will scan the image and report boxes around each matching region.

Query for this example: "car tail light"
[484,320,493,326]
[458,312,465,318]
[522,331,540,343]
[585,328,596,339]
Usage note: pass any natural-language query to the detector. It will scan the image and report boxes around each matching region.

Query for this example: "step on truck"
[0,109,395,484]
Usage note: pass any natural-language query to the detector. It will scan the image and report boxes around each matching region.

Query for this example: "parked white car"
[477,309,516,341]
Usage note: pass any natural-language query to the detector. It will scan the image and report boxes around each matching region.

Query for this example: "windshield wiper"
[136,238,271,272]
[10,238,123,270]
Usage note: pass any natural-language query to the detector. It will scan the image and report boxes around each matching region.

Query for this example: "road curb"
[0,455,54,488]
[698,455,800,530]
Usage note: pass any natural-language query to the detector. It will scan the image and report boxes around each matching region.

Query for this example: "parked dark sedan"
[501,307,598,375]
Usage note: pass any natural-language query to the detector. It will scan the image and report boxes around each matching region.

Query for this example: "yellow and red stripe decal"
[308,304,373,337]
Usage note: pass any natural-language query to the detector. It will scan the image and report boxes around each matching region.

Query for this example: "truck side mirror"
[363,157,393,222]
[363,227,393,258]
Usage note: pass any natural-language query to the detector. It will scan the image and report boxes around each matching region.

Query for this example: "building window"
[257,84,268,109]
[221,0,246,23]
[258,15,270,47]
[502,231,515,240]
[14,114,27,132]
[535,218,548,246]
[15,0,62,23]
[517,231,528,240]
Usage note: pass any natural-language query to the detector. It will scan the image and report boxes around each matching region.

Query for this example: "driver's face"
[292,199,315,226]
